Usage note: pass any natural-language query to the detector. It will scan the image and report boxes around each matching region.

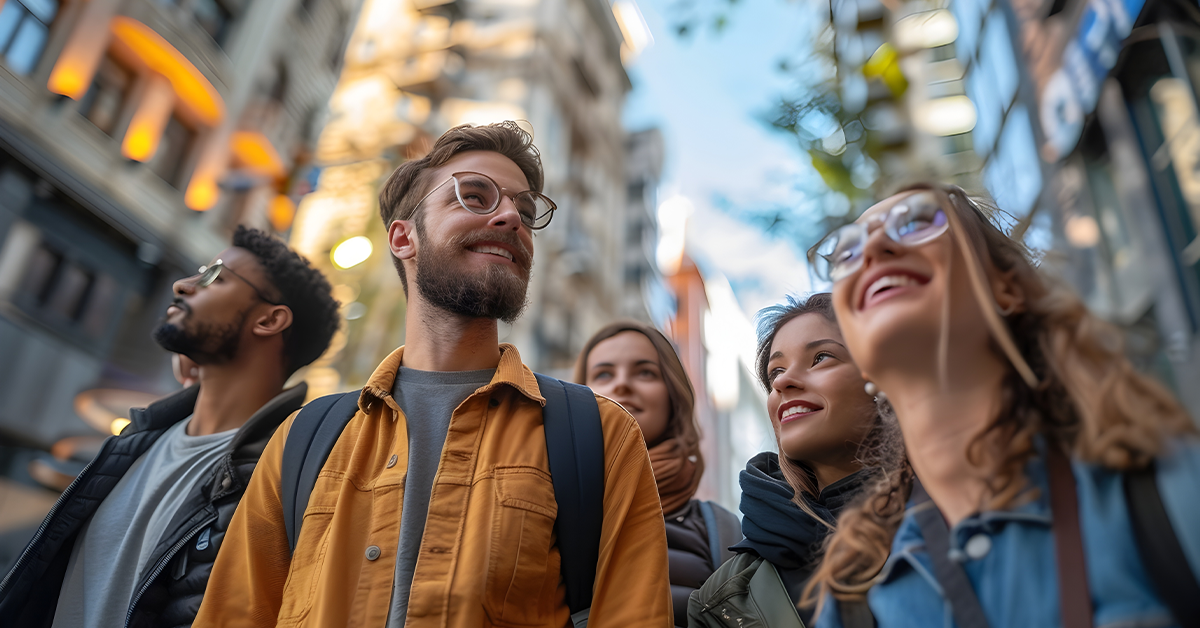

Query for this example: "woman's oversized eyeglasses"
[192,260,285,306]
[415,171,556,230]
[807,190,950,282]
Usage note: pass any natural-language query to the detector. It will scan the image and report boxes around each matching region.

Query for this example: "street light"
[331,236,373,269]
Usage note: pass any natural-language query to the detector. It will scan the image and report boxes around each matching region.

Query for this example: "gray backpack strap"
[281,390,361,553]
[534,374,604,626]
[700,500,742,569]
[747,561,806,627]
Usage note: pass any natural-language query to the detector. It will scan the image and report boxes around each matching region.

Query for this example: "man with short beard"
[0,227,340,628]
[196,122,672,627]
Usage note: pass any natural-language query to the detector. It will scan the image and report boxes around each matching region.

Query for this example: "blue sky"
[622,0,825,317]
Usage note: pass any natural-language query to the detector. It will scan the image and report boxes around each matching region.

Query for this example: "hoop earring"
[996,302,1015,316]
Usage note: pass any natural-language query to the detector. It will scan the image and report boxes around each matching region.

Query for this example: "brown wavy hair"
[804,183,1196,609]
[573,320,703,472]
[754,293,889,527]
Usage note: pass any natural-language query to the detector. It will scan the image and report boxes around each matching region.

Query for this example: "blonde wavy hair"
[803,183,1196,608]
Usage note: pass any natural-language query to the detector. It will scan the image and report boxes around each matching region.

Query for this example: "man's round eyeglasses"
[415,171,556,230]
[807,190,950,283]
[192,259,285,306]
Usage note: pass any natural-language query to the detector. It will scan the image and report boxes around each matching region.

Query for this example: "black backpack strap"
[909,482,991,628]
[837,600,877,628]
[534,374,604,627]
[699,501,741,570]
[1124,463,1200,625]
[281,390,362,553]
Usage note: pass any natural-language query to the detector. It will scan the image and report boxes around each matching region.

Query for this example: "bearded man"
[0,227,340,628]
[195,122,672,627]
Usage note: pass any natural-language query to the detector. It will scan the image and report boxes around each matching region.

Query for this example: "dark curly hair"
[232,226,339,374]
[377,121,544,294]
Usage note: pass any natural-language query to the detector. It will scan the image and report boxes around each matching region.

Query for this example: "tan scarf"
[648,437,703,514]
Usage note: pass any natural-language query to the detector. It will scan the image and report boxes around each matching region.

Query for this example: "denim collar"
[876,452,1057,586]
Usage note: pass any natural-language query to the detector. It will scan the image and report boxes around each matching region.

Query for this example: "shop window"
[78,56,133,137]
[0,0,58,75]
[148,115,196,188]
[192,0,234,46]
[13,240,117,339]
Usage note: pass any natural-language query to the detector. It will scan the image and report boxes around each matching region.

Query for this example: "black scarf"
[730,452,872,569]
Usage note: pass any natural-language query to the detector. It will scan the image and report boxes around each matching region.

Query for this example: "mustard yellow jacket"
[194,344,672,627]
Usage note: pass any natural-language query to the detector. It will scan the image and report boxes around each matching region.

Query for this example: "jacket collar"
[128,383,308,456]
[359,343,545,420]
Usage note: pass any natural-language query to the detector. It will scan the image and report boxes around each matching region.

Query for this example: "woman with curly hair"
[576,321,742,626]
[689,293,887,627]
[806,184,1200,627]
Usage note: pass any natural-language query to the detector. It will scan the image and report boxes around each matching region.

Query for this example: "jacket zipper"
[123,512,217,628]
[0,450,103,596]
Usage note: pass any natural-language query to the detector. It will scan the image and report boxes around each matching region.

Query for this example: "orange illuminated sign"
[110,17,224,125]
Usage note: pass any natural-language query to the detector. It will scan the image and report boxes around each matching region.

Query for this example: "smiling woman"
[808,184,1200,628]
[575,321,741,627]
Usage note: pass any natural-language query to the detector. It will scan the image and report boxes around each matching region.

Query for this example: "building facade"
[953,0,1200,417]
[291,0,658,394]
[0,0,356,446]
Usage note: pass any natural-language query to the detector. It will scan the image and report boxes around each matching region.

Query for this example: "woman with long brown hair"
[575,321,741,626]
[689,293,885,628]
[806,184,1200,627]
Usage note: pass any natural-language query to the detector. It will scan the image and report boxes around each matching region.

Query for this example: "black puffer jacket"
[688,452,872,627]
[665,499,742,626]
[0,383,305,628]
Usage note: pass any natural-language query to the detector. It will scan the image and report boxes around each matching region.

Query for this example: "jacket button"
[387,454,398,468]
[365,545,381,561]
[965,533,992,559]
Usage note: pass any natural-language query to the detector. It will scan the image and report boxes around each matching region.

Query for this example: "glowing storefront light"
[331,236,374,269]
[109,17,224,125]
[894,10,959,50]
[121,76,174,161]
[914,95,977,136]
[110,418,131,435]
[269,195,296,231]
[1065,215,1101,248]
[231,131,287,178]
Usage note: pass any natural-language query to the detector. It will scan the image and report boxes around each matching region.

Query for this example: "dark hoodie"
[733,451,869,602]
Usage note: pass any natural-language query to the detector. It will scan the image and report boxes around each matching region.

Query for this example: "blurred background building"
[0,0,359,567]
[289,0,671,396]
[814,0,1200,417]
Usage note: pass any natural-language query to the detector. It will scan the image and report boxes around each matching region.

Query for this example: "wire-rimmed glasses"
[192,259,284,306]
[416,171,556,230]
[807,190,950,282]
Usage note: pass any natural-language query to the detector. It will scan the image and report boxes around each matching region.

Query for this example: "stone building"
[291,0,657,392]
[0,0,357,446]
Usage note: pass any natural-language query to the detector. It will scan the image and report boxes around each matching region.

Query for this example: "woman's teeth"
[781,404,818,419]
[866,274,920,300]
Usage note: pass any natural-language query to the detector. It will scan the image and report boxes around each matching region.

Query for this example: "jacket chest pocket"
[485,469,560,626]
[278,476,340,622]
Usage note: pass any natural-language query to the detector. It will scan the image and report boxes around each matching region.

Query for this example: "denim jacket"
[817,439,1200,628]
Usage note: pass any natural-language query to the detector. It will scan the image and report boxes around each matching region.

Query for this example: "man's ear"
[251,305,294,339]
[389,219,418,262]
[990,269,1025,315]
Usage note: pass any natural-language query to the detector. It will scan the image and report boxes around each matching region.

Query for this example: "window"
[0,0,58,75]
[148,116,196,188]
[14,241,117,338]
[78,57,133,136]
[192,0,233,46]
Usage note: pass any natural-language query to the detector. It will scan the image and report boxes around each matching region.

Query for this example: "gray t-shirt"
[386,366,495,627]
[52,417,237,628]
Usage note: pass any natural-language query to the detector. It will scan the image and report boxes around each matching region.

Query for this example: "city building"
[821,0,982,203]
[0,0,357,457]
[291,0,660,396]
[952,0,1200,417]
